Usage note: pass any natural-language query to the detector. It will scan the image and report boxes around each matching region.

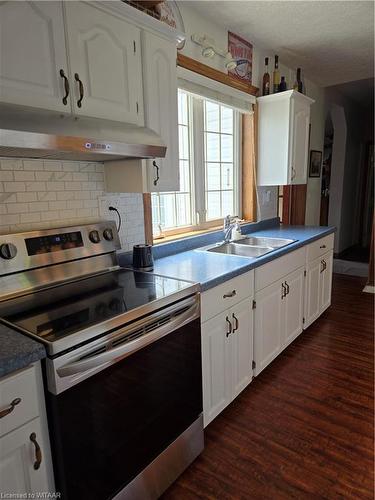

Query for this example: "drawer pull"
[30,432,42,470]
[59,69,70,105]
[320,244,326,249]
[0,397,21,419]
[285,281,290,295]
[232,313,239,332]
[223,290,236,298]
[226,316,232,337]
[281,282,286,299]
[320,260,325,273]
[74,73,84,108]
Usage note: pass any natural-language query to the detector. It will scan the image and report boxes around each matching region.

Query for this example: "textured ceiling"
[184,1,374,87]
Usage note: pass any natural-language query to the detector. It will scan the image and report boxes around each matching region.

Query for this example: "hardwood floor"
[162,274,374,500]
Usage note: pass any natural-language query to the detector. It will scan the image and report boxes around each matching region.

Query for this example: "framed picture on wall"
[309,150,322,177]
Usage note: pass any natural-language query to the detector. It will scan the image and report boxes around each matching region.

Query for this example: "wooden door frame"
[282,185,307,225]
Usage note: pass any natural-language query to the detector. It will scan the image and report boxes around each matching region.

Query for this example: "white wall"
[0,158,145,251]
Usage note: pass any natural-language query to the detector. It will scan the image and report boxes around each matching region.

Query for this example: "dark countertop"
[152,225,336,291]
[0,323,46,378]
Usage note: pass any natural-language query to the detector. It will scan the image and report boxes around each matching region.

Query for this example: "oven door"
[45,295,202,500]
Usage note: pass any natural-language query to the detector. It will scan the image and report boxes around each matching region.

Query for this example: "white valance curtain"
[177,67,255,114]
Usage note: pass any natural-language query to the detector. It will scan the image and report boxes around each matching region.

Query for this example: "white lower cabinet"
[254,266,304,376]
[304,250,333,328]
[0,417,50,494]
[201,298,253,427]
[0,364,54,495]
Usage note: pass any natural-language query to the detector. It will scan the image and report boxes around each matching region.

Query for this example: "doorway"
[320,116,333,226]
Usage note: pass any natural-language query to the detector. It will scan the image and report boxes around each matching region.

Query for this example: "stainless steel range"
[0,222,203,500]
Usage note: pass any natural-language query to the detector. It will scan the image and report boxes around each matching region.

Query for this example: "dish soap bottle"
[232,222,243,241]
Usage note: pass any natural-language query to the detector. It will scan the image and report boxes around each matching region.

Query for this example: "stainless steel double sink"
[200,236,297,258]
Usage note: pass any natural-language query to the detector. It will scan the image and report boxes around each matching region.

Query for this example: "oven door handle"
[56,299,200,377]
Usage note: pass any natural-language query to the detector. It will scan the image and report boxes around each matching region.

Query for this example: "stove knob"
[0,243,17,260]
[89,230,100,244]
[103,228,114,241]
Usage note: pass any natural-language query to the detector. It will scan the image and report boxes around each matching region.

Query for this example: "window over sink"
[151,90,241,237]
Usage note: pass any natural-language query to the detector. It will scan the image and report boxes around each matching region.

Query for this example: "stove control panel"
[0,221,121,276]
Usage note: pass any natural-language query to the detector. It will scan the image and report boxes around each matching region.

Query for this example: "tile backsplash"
[0,158,145,252]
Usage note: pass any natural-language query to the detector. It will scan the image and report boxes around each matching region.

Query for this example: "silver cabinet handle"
[281,282,286,299]
[223,290,236,298]
[285,281,290,295]
[232,313,239,332]
[226,316,232,337]
[320,260,324,273]
[0,397,21,419]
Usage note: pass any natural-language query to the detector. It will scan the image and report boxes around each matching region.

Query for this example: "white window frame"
[152,91,242,237]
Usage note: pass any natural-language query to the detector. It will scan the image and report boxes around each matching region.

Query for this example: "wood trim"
[242,110,257,221]
[282,185,307,225]
[142,193,153,245]
[177,53,259,96]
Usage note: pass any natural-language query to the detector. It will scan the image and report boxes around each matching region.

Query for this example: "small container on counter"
[132,244,154,271]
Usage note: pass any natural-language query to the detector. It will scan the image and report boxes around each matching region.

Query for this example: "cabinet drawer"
[201,271,254,322]
[255,247,305,291]
[0,365,39,438]
[307,234,334,262]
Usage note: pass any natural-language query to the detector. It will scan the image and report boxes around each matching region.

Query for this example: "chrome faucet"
[223,215,238,243]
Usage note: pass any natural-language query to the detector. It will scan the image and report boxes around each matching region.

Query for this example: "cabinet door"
[0,1,69,112]
[64,2,143,124]
[201,313,232,426]
[254,280,283,376]
[289,98,310,184]
[283,267,304,347]
[0,418,50,494]
[230,300,253,398]
[304,257,322,328]
[320,251,333,313]
[142,32,179,192]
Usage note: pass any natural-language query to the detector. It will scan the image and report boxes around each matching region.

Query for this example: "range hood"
[0,108,167,162]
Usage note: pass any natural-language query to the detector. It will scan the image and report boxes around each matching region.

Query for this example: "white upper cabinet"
[257,90,314,186]
[0,1,69,112]
[64,2,144,125]
[142,31,179,192]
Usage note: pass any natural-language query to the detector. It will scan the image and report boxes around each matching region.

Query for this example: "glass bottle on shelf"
[262,57,270,96]
[273,55,280,93]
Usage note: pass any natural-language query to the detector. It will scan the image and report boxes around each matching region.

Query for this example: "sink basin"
[237,236,296,248]
[206,242,274,258]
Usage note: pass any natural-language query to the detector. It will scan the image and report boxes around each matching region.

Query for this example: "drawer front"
[0,365,39,438]
[307,234,334,262]
[201,271,254,322]
[255,247,305,291]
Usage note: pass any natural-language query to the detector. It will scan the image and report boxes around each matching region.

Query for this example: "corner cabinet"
[257,90,314,186]
[0,1,68,112]
[142,32,179,192]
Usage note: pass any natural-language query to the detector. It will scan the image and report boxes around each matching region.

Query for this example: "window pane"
[221,134,233,162]
[206,133,220,161]
[176,193,191,226]
[221,106,233,134]
[206,162,221,190]
[179,160,190,192]
[179,125,189,160]
[222,191,234,216]
[221,163,233,189]
[159,193,176,228]
[205,101,219,132]
[178,90,188,125]
[206,191,221,220]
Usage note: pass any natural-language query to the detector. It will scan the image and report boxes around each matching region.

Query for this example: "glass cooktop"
[0,269,196,349]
